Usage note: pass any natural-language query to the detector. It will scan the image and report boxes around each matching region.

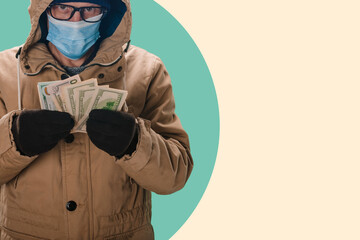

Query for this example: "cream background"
[154,0,360,239]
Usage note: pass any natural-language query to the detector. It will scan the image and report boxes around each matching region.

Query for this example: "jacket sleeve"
[0,102,37,185]
[116,57,194,195]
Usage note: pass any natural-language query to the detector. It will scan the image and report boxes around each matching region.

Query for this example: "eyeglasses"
[47,4,108,23]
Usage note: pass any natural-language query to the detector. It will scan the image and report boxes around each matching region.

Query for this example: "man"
[0,0,193,239]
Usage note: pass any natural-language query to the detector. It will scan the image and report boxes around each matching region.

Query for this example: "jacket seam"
[143,56,161,103]
[0,146,13,160]
[86,136,95,239]
[24,63,67,76]
[60,141,70,239]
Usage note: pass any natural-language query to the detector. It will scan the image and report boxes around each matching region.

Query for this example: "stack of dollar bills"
[37,75,128,133]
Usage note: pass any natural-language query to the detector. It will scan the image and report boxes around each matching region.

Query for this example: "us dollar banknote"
[37,75,128,134]
[37,80,62,110]
[48,75,81,111]
[74,88,128,132]
[73,85,109,121]
[62,78,98,117]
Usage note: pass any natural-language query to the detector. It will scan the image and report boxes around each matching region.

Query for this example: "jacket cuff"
[115,124,139,159]
[116,117,152,172]
[0,110,37,163]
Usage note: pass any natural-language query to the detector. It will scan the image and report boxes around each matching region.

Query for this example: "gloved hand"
[11,110,75,157]
[86,109,138,158]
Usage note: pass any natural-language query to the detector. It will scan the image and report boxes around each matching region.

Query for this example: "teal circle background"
[0,1,219,239]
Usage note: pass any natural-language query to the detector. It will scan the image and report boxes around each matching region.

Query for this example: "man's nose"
[69,10,82,22]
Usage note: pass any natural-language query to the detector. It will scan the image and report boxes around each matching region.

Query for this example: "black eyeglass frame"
[47,3,108,23]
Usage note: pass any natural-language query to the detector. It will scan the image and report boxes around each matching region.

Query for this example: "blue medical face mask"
[46,14,102,60]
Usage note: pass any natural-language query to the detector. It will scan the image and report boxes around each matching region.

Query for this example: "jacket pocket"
[104,224,154,240]
[1,226,48,240]
[5,206,59,231]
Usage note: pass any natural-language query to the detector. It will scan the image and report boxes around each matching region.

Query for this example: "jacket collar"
[22,42,127,85]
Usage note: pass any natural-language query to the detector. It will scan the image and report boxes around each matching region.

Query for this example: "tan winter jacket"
[0,0,193,239]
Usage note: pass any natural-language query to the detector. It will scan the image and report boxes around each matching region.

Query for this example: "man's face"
[46,1,105,63]
[48,2,102,22]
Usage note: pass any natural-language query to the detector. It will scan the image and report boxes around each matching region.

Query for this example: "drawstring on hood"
[16,48,22,110]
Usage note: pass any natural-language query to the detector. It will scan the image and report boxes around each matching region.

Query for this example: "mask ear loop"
[16,47,22,110]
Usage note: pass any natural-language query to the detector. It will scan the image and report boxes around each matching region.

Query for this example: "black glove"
[86,109,138,158]
[11,110,75,157]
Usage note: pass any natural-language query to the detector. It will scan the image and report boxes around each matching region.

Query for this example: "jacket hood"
[19,0,131,74]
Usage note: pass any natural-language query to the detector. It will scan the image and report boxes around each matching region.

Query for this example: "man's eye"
[84,7,95,12]
[58,5,70,11]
